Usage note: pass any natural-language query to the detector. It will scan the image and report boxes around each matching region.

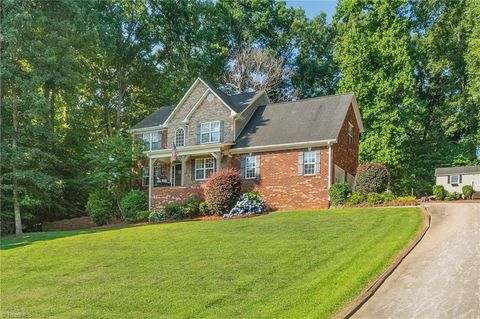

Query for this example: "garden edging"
[334,205,431,319]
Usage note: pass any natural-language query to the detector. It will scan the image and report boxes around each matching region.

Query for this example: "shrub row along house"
[130,78,363,210]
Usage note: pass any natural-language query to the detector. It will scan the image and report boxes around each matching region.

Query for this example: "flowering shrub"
[224,191,266,218]
[204,169,242,215]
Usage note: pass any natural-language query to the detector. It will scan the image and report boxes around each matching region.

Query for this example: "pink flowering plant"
[224,190,266,218]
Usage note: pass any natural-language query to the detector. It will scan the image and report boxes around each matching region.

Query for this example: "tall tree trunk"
[12,94,22,234]
[116,67,126,132]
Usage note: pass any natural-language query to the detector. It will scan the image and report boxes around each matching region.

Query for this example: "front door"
[173,163,182,186]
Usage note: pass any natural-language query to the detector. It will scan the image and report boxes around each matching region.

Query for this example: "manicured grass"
[1,208,422,318]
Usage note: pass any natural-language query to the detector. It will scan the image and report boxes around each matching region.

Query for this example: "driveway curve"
[352,203,480,319]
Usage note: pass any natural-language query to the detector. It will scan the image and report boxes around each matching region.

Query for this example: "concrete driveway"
[352,203,480,319]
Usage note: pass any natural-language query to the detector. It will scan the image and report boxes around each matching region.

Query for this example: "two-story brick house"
[131,77,363,211]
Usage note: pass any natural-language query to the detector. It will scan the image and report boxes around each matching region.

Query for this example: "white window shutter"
[298,152,304,176]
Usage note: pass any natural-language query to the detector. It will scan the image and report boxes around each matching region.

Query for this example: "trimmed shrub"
[148,210,167,223]
[381,191,396,202]
[367,192,384,205]
[204,169,242,215]
[462,185,473,199]
[432,185,445,200]
[355,163,390,196]
[136,210,150,222]
[329,183,350,206]
[445,192,461,201]
[199,201,211,215]
[224,191,266,218]
[86,192,113,226]
[183,196,203,217]
[119,190,148,223]
[347,191,364,205]
[164,203,187,219]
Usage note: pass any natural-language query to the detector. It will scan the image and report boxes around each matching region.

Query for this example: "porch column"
[181,155,190,186]
[148,157,153,210]
[211,152,222,171]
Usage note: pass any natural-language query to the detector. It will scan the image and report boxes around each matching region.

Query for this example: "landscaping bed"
[1,207,422,319]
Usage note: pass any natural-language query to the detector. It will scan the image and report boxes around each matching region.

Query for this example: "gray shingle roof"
[435,166,480,176]
[233,93,355,148]
[131,105,175,130]
[202,79,260,113]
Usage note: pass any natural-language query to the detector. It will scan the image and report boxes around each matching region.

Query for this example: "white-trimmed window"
[449,175,461,185]
[303,151,316,175]
[348,123,354,145]
[245,156,257,179]
[195,158,215,181]
[200,121,220,144]
[142,166,162,186]
[175,127,185,147]
[139,131,161,151]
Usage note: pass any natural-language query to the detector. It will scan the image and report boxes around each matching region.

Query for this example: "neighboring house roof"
[131,105,175,130]
[233,93,357,149]
[435,166,480,176]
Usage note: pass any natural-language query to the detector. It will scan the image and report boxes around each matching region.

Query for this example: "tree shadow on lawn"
[0,225,132,250]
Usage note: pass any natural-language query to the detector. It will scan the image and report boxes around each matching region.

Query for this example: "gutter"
[229,139,337,154]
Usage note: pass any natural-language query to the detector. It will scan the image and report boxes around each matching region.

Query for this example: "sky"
[285,0,338,21]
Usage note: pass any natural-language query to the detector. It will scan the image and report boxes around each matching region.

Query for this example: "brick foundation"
[151,185,203,210]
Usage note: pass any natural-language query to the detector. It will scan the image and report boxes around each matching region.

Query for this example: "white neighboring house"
[435,166,480,193]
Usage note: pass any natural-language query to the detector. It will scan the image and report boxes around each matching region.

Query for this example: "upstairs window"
[200,121,220,144]
[175,128,185,147]
[139,131,161,151]
[348,123,354,145]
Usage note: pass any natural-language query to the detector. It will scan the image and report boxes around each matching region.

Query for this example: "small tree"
[329,183,350,206]
[86,192,114,226]
[355,163,390,196]
[432,185,445,200]
[204,169,242,215]
[462,185,473,199]
[119,190,148,223]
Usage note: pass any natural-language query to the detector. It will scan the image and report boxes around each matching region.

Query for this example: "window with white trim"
[200,121,220,144]
[175,127,185,147]
[348,123,354,145]
[138,131,161,151]
[195,158,215,180]
[303,151,316,175]
[450,175,460,185]
[142,166,163,186]
[245,156,257,179]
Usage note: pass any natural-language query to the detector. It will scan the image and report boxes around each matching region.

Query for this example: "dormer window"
[200,121,220,144]
[175,127,185,147]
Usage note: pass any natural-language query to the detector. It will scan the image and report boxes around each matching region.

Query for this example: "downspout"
[328,141,332,189]
[148,157,153,210]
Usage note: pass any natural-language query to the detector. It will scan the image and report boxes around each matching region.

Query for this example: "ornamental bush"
[329,183,350,206]
[204,169,242,215]
[164,203,187,219]
[347,191,364,205]
[182,196,203,217]
[462,185,473,199]
[86,192,113,226]
[381,191,396,202]
[367,192,384,205]
[355,163,390,196]
[148,210,167,223]
[136,210,151,222]
[199,201,211,215]
[224,191,266,218]
[445,192,461,201]
[119,190,148,223]
[432,185,445,200]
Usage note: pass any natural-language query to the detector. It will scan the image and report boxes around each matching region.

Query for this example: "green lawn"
[1,208,422,319]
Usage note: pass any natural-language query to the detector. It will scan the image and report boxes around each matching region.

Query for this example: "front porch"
[145,145,229,209]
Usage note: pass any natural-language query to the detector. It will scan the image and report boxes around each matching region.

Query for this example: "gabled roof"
[131,105,175,130]
[435,166,480,176]
[233,93,359,149]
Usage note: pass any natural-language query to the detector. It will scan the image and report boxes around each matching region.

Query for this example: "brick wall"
[332,103,360,178]
[232,147,330,210]
[151,185,203,210]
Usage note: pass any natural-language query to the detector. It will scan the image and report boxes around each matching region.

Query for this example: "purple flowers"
[224,191,267,218]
